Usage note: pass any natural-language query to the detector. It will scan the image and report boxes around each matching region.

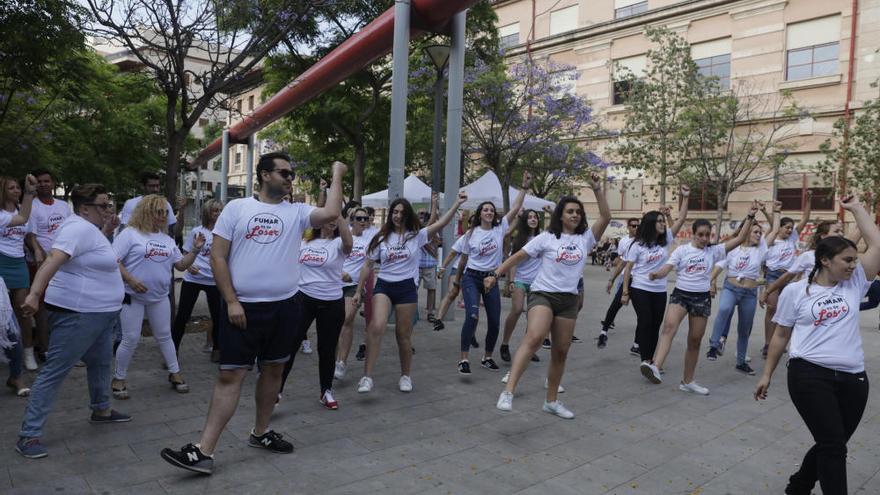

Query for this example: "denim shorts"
[765,268,787,285]
[528,291,579,319]
[669,288,712,317]
[374,278,418,305]
[218,294,299,370]
[513,281,532,293]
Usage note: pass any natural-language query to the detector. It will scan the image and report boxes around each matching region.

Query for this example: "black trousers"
[786,358,869,495]
[601,276,630,331]
[171,281,221,352]
[630,287,666,362]
[281,292,344,394]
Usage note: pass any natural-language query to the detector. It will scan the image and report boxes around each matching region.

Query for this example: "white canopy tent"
[459,171,554,211]
[361,174,441,207]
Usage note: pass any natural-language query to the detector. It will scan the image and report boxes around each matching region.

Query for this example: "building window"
[687,182,726,211]
[777,187,834,211]
[549,5,578,36]
[499,22,519,50]
[212,160,221,172]
[234,152,241,165]
[786,16,840,81]
[235,99,242,114]
[614,0,648,20]
[612,55,646,105]
[248,95,254,111]
[695,54,731,90]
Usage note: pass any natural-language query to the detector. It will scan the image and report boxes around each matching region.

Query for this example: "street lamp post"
[423,44,451,195]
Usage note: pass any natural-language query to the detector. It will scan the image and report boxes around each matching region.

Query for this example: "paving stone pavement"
[3,266,880,494]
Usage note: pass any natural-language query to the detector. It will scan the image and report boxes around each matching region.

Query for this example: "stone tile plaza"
[2,270,880,494]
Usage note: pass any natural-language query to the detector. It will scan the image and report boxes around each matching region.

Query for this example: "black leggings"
[630,287,666,362]
[786,358,869,495]
[281,292,344,394]
[171,281,221,352]
[601,276,629,331]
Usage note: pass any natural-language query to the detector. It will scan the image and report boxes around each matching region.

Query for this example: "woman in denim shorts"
[640,204,758,396]
[488,172,611,419]
[499,209,543,364]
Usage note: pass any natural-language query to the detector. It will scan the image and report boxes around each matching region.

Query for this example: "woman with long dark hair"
[172,199,223,362]
[280,213,352,409]
[639,203,758,395]
[488,173,611,418]
[619,187,690,364]
[755,194,880,495]
[354,192,466,393]
[456,173,531,375]
[499,208,543,364]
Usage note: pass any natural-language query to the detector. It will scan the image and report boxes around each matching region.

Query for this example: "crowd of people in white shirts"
[2,155,879,494]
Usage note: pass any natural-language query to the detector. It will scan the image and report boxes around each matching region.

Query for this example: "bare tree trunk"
[715,185,727,243]
[659,142,667,206]
[165,136,182,206]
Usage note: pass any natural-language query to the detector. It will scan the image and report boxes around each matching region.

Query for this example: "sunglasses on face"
[628,224,639,228]
[272,169,294,179]
[354,216,369,222]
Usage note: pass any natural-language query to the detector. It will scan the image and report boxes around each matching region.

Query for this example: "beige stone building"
[492,0,880,240]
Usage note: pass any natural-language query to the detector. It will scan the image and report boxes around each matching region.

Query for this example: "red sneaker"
[320,390,338,410]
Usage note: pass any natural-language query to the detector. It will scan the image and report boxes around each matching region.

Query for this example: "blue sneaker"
[16,437,48,459]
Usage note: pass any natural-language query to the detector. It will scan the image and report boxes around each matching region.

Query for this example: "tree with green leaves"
[612,26,704,205]
[818,82,880,213]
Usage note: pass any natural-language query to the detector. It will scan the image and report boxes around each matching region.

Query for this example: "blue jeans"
[4,329,23,379]
[19,309,119,438]
[460,270,501,354]
[709,280,758,366]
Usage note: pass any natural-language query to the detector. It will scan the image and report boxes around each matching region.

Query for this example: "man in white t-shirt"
[119,172,176,233]
[24,169,71,365]
[161,152,347,475]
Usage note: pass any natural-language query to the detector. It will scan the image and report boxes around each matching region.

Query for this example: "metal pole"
[431,72,444,194]
[387,0,411,201]
[246,134,255,198]
[440,10,466,320]
[220,130,230,203]
[195,165,202,227]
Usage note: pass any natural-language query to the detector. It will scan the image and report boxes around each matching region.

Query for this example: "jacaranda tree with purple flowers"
[461,57,601,209]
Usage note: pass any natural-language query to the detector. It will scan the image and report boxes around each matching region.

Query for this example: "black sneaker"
[481,358,499,371]
[531,353,540,362]
[597,333,608,349]
[161,443,214,474]
[499,345,511,362]
[89,410,132,424]
[600,320,615,330]
[433,320,444,331]
[458,360,471,375]
[470,336,480,349]
[736,363,756,375]
[706,347,718,361]
[355,344,366,361]
[426,313,436,323]
[571,335,582,344]
[248,430,293,454]
[542,338,551,349]
[629,345,640,356]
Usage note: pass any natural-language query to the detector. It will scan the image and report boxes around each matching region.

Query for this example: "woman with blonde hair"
[112,194,203,398]
[172,199,223,362]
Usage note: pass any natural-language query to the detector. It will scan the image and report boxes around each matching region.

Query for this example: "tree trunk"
[165,136,182,206]
[353,142,365,202]
[715,186,727,243]
[499,168,511,213]
[659,141,668,206]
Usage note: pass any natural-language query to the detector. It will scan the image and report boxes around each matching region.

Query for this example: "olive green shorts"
[527,291,579,319]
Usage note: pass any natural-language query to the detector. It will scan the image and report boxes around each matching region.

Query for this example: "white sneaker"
[334,361,346,380]
[23,347,38,371]
[496,391,513,411]
[501,371,510,384]
[679,381,710,396]
[745,355,752,363]
[640,361,662,384]
[301,341,313,354]
[542,400,575,419]
[544,378,565,393]
[398,375,413,393]
[357,376,373,393]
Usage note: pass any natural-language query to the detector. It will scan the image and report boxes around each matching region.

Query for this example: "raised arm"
[309,162,347,227]
[316,178,328,208]
[669,185,690,237]
[173,232,203,271]
[427,192,467,238]
[840,194,880,278]
[723,202,758,253]
[588,172,612,240]
[338,214,353,255]
[765,201,782,244]
[504,172,532,228]
[428,192,439,225]
[9,175,37,227]
[795,190,812,234]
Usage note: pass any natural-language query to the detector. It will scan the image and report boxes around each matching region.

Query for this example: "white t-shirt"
[182,226,214,285]
[342,231,373,287]
[463,217,509,272]
[449,235,466,270]
[0,210,30,258]
[765,229,800,272]
[299,237,345,300]
[666,242,728,292]
[774,263,870,373]
[28,198,71,253]
[787,250,815,277]
[617,236,635,257]
[113,228,183,303]
[213,197,316,302]
[523,230,597,294]
[369,227,430,283]
[624,230,675,293]
[513,235,542,284]
[0,210,10,229]
[45,215,124,312]
[120,195,176,227]
[718,238,767,281]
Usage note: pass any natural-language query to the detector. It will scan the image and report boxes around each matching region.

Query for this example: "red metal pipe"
[838,0,858,221]
[192,0,480,167]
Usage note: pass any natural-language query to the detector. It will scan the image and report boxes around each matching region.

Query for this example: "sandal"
[169,374,189,394]
[7,378,30,397]
[111,379,129,400]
